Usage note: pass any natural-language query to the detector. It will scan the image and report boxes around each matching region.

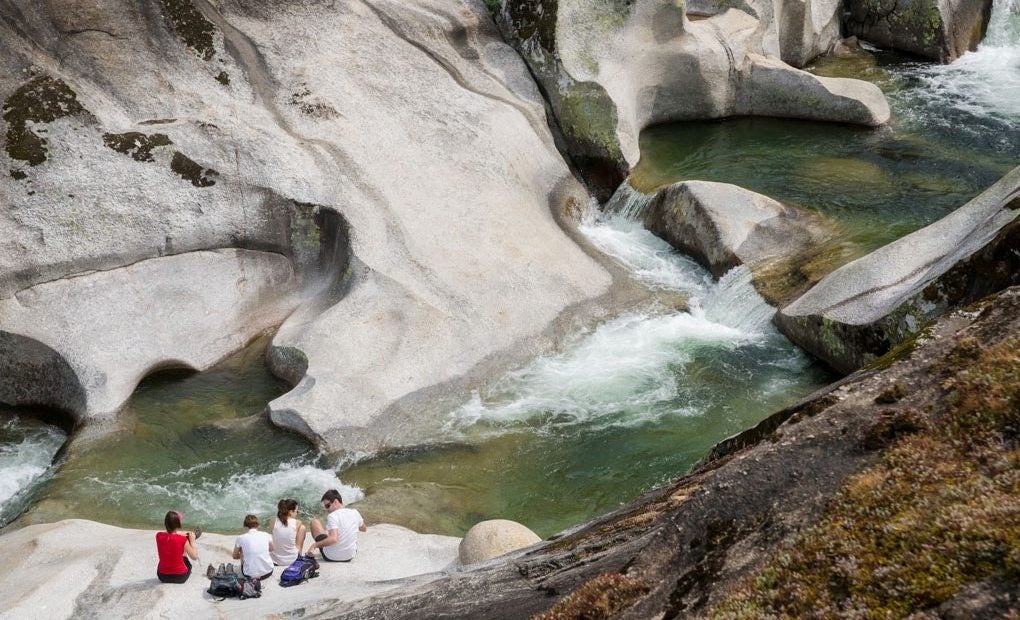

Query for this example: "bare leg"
[309,518,325,540]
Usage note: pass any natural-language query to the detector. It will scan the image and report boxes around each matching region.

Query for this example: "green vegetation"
[3,75,87,165]
[102,132,173,162]
[712,334,1020,618]
[170,151,217,187]
[482,0,501,15]
[534,573,650,619]
[159,0,216,61]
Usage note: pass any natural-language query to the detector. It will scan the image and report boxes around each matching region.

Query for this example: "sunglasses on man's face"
[322,501,332,508]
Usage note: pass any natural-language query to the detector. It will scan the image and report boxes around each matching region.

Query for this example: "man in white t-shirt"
[306,489,366,562]
[233,514,275,579]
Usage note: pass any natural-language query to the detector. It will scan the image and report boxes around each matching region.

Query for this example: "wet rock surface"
[844,0,993,61]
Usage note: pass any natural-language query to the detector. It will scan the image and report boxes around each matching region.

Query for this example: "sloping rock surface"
[777,164,1020,374]
[0,0,613,450]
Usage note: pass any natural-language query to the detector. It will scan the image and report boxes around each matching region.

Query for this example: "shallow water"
[630,45,1020,255]
[12,334,361,533]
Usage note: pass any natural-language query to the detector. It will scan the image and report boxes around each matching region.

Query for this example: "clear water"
[343,214,831,537]
[630,32,1020,255]
[11,334,362,533]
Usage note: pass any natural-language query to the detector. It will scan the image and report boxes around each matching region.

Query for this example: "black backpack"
[279,555,320,587]
[207,563,261,599]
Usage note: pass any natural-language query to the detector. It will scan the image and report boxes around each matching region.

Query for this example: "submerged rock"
[641,180,841,306]
[776,164,1020,374]
[844,0,993,62]
[459,519,542,565]
[499,0,891,187]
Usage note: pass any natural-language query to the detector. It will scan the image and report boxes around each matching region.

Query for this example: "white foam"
[0,418,66,523]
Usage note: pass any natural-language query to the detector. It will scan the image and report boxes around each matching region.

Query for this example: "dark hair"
[321,489,343,505]
[243,514,260,529]
[277,498,298,526]
[164,510,182,533]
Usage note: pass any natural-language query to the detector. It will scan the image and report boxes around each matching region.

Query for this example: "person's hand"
[186,531,196,542]
[305,549,316,558]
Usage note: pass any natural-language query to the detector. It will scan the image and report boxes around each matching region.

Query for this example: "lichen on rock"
[158,0,217,61]
[3,75,90,166]
[102,132,173,162]
[169,151,218,187]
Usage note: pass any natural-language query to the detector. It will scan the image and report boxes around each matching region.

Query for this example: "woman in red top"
[156,510,199,583]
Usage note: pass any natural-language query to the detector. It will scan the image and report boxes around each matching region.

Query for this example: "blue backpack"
[280,556,320,587]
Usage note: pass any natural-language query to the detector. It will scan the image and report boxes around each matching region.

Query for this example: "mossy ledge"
[711,336,1020,617]
[169,151,217,187]
[102,132,173,162]
[3,75,89,166]
[158,0,216,61]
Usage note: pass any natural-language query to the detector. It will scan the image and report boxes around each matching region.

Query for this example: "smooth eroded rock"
[844,0,993,62]
[776,164,1020,373]
[459,519,542,565]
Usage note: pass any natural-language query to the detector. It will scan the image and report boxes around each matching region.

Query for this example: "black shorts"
[314,533,353,562]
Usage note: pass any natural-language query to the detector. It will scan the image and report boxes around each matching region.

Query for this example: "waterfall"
[604,180,654,221]
[0,417,65,527]
[900,0,1020,123]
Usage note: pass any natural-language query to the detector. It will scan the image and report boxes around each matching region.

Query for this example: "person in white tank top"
[270,498,307,566]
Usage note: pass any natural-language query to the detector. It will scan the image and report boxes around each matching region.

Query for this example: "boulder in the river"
[776,164,1020,374]
[843,0,993,62]
[643,181,841,306]
[459,519,542,565]
[499,0,890,184]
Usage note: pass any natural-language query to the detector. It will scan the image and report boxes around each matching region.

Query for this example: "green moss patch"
[170,151,218,187]
[159,0,216,61]
[3,75,88,166]
[534,573,650,620]
[712,334,1020,618]
[102,132,173,162]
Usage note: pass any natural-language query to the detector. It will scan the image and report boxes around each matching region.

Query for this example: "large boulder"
[843,0,993,62]
[499,0,890,187]
[637,180,840,306]
[776,164,1020,374]
[0,0,613,450]
[459,519,542,565]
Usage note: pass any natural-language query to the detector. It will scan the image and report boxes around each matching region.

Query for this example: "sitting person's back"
[306,490,367,562]
[270,498,306,566]
[156,510,199,584]
[233,514,275,579]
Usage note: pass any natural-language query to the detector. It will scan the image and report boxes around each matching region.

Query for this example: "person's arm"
[184,532,199,560]
[306,527,339,556]
[295,520,307,551]
[268,539,275,552]
[232,545,242,560]
[359,519,367,533]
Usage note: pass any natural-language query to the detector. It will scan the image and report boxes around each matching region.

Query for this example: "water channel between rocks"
[2,11,1018,538]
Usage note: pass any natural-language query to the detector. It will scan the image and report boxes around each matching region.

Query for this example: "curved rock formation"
[459,519,542,565]
[499,0,891,186]
[776,164,1020,374]
[0,0,613,451]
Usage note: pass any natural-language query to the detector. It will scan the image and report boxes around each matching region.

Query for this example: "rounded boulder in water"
[458,519,541,565]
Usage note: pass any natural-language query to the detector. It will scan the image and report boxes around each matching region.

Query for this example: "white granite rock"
[458,519,542,565]
[0,519,459,619]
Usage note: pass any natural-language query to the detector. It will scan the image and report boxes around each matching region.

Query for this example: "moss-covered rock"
[3,75,90,166]
[498,0,627,198]
[843,0,992,61]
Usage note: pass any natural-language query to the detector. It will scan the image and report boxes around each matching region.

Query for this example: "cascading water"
[0,414,65,528]
[899,0,1020,123]
[342,203,829,536]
